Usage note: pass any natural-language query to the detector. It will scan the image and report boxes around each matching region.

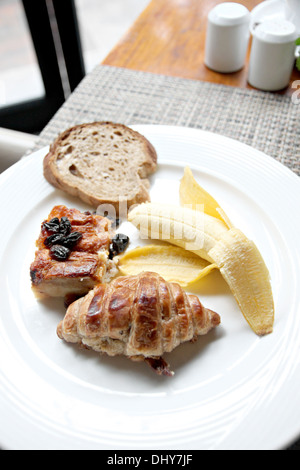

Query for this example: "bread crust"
[43,122,157,215]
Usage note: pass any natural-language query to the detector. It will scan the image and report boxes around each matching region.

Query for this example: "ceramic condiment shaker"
[248,19,298,91]
[205,2,251,73]
[285,0,300,34]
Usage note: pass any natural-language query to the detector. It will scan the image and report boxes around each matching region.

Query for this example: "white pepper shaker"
[248,19,297,91]
[285,0,300,34]
[205,2,251,73]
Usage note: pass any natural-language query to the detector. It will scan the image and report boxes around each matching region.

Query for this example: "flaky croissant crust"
[57,271,220,375]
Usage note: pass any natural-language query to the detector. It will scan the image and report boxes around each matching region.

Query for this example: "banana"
[208,228,274,336]
[128,167,275,336]
[127,202,229,263]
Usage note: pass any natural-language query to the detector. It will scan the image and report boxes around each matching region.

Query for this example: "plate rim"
[0,124,300,450]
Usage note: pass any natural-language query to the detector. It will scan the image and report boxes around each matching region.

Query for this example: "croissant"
[57,271,221,376]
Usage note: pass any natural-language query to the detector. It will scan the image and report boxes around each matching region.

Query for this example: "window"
[0,0,85,134]
[0,0,45,108]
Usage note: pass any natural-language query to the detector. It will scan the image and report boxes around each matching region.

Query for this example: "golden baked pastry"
[57,271,221,375]
[30,205,118,298]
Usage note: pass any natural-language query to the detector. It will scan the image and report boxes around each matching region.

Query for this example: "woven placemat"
[35,64,299,177]
[35,65,300,450]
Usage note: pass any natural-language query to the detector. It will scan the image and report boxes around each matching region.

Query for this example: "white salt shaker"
[248,19,297,91]
[285,0,300,34]
[205,2,251,73]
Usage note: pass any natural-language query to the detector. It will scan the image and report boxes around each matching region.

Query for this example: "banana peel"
[180,167,274,336]
[119,244,217,287]
[208,228,274,336]
[180,166,233,228]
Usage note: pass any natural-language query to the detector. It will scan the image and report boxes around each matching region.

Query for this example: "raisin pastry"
[30,205,119,298]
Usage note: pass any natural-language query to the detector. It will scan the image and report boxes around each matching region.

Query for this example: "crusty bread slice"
[43,122,157,215]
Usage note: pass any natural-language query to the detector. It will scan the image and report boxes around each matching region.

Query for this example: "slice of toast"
[43,122,157,216]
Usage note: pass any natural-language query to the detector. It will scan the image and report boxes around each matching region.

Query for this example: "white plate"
[0,125,300,450]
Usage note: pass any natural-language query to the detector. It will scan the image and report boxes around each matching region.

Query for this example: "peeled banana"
[127,202,229,263]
